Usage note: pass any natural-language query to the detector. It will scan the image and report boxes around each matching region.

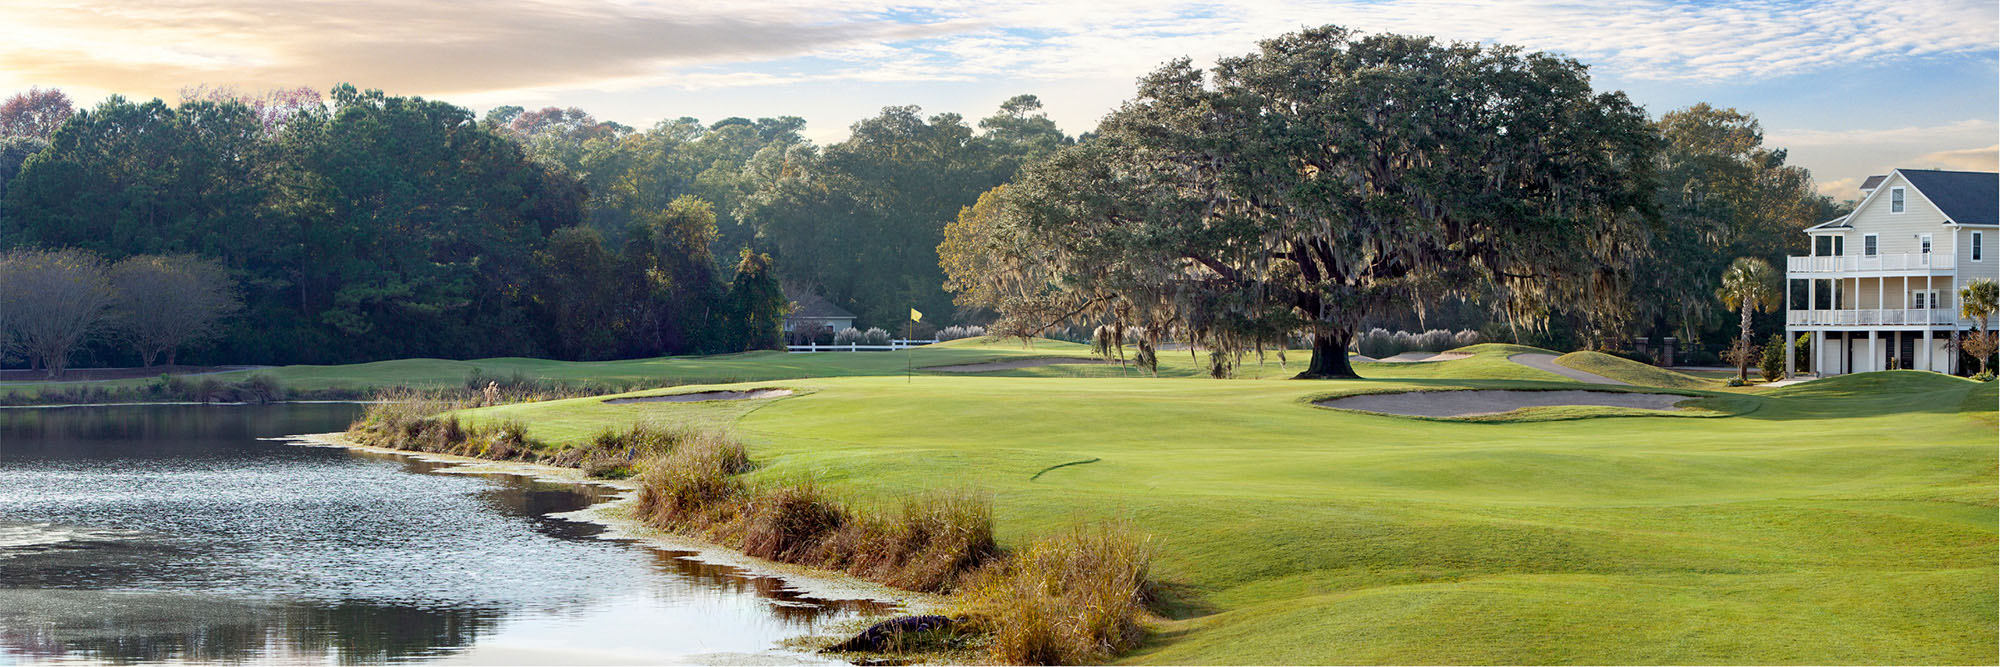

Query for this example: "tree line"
[2,28,1845,373]
[0,83,1067,370]
[938,26,1847,377]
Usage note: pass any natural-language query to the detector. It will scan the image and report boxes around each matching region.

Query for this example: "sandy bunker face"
[923,358,1109,373]
[603,388,794,404]
[1315,389,1689,418]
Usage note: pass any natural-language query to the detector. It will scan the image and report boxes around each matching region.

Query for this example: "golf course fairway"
[432,342,2000,662]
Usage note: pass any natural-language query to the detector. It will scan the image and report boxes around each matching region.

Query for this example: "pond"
[0,403,886,665]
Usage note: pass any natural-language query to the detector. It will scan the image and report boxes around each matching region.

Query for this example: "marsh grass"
[632,448,1006,596]
[960,521,1155,665]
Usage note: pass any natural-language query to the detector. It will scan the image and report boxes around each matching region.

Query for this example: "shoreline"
[279,432,933,624]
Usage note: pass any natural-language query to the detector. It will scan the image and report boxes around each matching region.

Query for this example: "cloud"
[2,0,1991,105]
[0,0,954,100]
[1767,119,2000,148]
[1908,144,1999,171]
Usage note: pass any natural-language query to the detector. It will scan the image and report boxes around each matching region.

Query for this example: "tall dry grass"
[631,445,998,595]
[960,522,1155,665]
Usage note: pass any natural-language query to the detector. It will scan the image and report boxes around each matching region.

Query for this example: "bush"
[1973,370,1995,382]
[1759,334,1787,382]
[833,327,866,345]
[863,327,892,345]
[962,522,1153,665]
[1688,349,1722,367]
[1354,328,1400,358]
[936,325,987,341]
[1726,376,1747,387]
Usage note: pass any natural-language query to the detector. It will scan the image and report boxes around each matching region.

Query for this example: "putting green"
[455,344,1997,664]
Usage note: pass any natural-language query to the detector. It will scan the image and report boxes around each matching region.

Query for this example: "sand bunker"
[603,389,794,404]
[1370,351,1473,363]
[1314,389,1689,418]
[924,358,1109,373]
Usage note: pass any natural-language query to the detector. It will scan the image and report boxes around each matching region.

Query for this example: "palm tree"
[1715,257,1781,381]
[1958,278,1998,377]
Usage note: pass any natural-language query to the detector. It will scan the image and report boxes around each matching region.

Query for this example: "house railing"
[787,339,938,352]
[1786,309,1960,326]
[1786,252,1955,273]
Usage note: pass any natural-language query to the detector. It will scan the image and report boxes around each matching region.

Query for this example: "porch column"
[1784,327,1796,378]
[1921,328,1933,372]
[1814,330,1829,376]
[1807,277,1817,324]
[1867,330,1878,372]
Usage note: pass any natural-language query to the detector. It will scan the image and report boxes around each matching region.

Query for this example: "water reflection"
[0,404,888,665]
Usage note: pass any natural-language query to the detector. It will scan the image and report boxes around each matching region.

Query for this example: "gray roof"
[1899,169,1997,226]
[787,292,855,321]
[1859,175,1886,191]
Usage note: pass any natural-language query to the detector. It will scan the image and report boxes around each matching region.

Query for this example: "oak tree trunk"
[1296,328,1359,379]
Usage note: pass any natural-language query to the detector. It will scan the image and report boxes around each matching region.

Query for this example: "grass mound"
[1764,369,1977,399]
[1554,351,1718,389]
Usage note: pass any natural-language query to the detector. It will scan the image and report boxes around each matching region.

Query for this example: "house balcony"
[1787,308,1961,328]
[1786,252,1955,274]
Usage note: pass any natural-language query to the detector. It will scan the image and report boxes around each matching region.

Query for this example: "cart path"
[1507,353,1628,385]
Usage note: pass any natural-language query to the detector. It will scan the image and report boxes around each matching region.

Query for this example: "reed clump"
[958,521,1155,665]
[632,446,998,595]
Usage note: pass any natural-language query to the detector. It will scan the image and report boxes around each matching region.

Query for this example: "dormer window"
[1890,187,1905,213]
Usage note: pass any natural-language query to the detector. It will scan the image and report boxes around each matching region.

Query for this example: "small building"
[1785,168,1998,376]
[783,291,856,338]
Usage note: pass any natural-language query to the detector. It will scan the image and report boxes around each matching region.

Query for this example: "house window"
[1863,234,1878,256]
[1975,231,1985,261]
[1834,236,1844,256]
[1920,234,1932,255]
[1913,291,1937,309]
[1890,187,1905,213]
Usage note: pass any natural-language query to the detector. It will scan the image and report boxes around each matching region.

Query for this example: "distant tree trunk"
[140,348,158,368]
[1297,328,1358,379]
[1737,303,1753,380]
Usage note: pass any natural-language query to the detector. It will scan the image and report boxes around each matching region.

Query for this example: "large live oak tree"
[957,26,1659,378]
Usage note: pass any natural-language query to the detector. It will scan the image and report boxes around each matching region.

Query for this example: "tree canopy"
[946,26,1660,378]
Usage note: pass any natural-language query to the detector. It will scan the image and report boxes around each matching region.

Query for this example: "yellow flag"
[909,308,923,322]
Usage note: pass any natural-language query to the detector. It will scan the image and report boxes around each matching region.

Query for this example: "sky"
[1,0,1994,200]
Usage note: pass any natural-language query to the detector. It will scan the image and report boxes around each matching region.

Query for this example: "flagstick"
[906,318,913,383]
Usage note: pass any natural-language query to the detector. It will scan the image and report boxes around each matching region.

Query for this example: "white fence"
[1787,309,1960,326]
[787,339,938,352]
[1787,252,1955,274]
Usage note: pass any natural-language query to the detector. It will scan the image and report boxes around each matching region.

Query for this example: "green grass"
[0,338,1096,397]
[1553,351,1726,390]
[440,343,1995,664]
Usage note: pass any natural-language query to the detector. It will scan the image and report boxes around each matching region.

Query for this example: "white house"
[1785,168,1998,376]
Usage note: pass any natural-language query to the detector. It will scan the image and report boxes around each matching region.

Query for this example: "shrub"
[1409,329,1448,352]
[832,327,866,345]
[1759,334,1787,381]
[1973,370,1995,382]
[936,325,987,341]
[1354,328,1400,358]
[863,327,892,345]
[962,522,1153,665]
[1726,376,1747,387]
[232,373,285,403]
[1452,329,1482,348]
